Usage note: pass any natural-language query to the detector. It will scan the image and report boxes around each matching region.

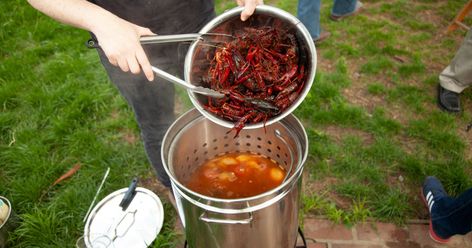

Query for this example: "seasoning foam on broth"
[186,152,286,199]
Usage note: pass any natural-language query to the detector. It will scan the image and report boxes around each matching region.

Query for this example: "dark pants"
[433,188,472,238]
[96,43,187,187]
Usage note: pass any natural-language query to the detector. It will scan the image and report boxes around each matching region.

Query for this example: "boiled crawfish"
[203,26,306,137]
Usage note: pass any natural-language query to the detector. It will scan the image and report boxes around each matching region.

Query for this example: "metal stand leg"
[295,226,307,248]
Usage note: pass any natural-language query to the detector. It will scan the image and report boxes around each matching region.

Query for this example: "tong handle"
[87,32,234,48]
[140,34,202,44]
[140,33,234,44]
[86,33,202,49]
[151,66,225,98]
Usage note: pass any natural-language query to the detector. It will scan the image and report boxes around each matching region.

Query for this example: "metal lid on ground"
[83,187,164,248]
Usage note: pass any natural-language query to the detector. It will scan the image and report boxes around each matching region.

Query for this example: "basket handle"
[199,211,253,224]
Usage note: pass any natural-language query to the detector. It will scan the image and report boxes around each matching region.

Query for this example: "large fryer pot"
[184,5,316,130]
[161,108,308,248]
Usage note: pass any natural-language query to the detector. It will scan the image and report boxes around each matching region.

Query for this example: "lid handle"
[119,178,138,211]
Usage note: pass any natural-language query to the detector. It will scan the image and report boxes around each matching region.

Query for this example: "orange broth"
[186,152,286,199]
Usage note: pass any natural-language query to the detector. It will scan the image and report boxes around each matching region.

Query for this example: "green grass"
[1,0,472,247]
[1,1,180,247]
[294,0,472,226]
[367,82,387,95]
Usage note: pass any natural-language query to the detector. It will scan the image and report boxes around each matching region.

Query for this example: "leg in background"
[297,0,321,39]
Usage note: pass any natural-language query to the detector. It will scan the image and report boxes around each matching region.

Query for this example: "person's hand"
[236,0,264,21]
[92,16,155,81]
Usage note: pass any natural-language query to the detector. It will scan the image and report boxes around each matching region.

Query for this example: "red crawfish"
[227,111,257,138]
[203,26,305,137]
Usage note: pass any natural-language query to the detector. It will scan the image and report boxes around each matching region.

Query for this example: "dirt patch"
[320,125,375,146]
[340,55,415,125]
[417,8,447,28]
[304,175,339,193]
[342,81,383,112]
[139,172,171,198]
[110,110,120,120]
[456,124,472,160]
[303,175,351,210]
[316,50,336,73]
[120,129,139,144]
[396,135,422,155]
[386,174,407,190]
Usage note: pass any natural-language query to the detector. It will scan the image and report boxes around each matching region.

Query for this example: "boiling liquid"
[186,152,286,199]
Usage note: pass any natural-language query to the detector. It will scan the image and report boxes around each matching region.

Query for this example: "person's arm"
[237,0,264,21]
[27,0,155,81]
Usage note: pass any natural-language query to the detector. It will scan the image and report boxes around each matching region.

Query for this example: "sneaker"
[438,84,461,113]
[314,31,331,44]
[330,1,363,21]
[421,176,451,243]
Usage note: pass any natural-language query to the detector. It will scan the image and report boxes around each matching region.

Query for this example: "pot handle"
[119,178,138,211]
[199,211,253,224]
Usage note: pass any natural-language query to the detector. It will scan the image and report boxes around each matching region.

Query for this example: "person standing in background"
[297,0,363,43]
[438,29,472,113]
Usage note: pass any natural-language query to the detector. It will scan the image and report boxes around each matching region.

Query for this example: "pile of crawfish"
[203,26,306,137]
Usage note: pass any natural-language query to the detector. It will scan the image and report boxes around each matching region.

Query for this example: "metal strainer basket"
[164,110,306,194]
[184,5,317,130]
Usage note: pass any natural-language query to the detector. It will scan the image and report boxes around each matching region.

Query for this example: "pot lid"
[84,187,164,248]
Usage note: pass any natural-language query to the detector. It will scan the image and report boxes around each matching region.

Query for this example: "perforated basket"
[162,108,308,205]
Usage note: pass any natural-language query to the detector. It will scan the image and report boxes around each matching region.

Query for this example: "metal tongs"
[86,33,233,98]
[86,33,279,110]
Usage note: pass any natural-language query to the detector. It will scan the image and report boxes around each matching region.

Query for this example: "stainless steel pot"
[185,5,317,129]
[161,108,308,248]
